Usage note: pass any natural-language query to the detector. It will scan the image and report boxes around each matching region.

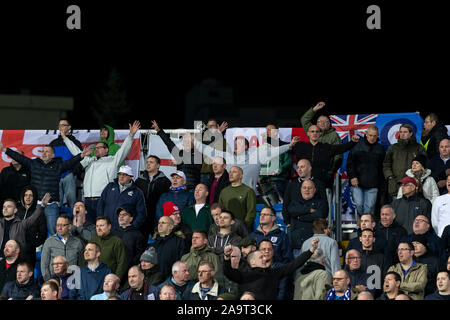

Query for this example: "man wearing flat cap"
[97,165,147,231]
[392,176,432,234]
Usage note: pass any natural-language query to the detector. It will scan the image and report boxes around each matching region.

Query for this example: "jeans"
[85,199,100,224]
[351,187,378,216]
[39,202,60,236]
[59,172,77,207]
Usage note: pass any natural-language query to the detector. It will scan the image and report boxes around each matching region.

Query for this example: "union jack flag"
[329,114,378,142]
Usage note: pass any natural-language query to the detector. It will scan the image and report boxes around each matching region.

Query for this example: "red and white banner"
[0,130,141,179]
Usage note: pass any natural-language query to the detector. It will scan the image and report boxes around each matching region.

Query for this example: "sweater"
[218,184,257,229]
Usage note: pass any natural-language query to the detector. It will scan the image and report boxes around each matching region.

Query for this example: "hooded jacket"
[346,135,386,189]
[207,230,242,257]
[40,233,85,281]
[15,185,47,264]
[113,225,146,268]
[0,162,30,205]
[383,136,427,196]
[5,148,82,202]
[397,169,440,204]
[286,193,328,249]
[250,224,293,264]
[97,179,147,231]
[91,124,121,156]
[294,261,332,300]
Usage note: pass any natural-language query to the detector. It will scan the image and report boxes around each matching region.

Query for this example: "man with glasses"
[152,216,187,278]
[50,255,73,300]
[291,124,360,185]
[402,214,446,266]
[344,249,373,296]
[182,261,226,300]
[300,102,344,186]
[40,214,84,281]
[321,269,359,300]
[250,206,292,264]
[387,242,427,300]
[61,120,141,224]
[392,176,432,234]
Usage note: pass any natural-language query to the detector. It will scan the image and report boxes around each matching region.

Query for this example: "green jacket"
[218,184,256,229]
[301,107,343,173]
[181,245,223,283]
[181,204,214,233]
[387,262,427,300]
[90,124,121,157]
[89,233,128,281]
[383,136,427,196]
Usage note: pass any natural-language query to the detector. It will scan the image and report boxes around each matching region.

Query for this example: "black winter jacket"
[392,193,432,234]
[0,163,30,205]
[421,121,449,158]
[151,232,188,277]
[113,225,147,268]
[0,280,40,300]
[205,170,230,205]
[157,129,202,190]
[346,136,386,189]
[5,148,82,202]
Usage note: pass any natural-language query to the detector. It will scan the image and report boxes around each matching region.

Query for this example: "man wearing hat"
[392,176,432,234]
[412,234,440,296]
[97,165,147,231]
[396,154,440,204]
[139,247,165,286]
[155,170,195,221]
[112,204,147,269]
[164,201,192,247]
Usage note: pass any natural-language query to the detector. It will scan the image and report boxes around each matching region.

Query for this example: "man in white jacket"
[61,121,141,223]
[431,174,450,237]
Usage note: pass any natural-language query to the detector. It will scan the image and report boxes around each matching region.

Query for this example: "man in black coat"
[15,185,47,267]
[0,150,30,206]
[428,138,450,195]
[0,141,90,235]
[113,204,147,269]
[346,125,386,216]
[421,113,449,159]
[0,262,40,300]
[151,120,202,190]
[135,155,171,240]
[285,180,328,255]
[412,234,440,296]
[150,216,188,277]
[205,157,230,206]
[223,238,318,300]
[290,125,360,185]
[0,240,23,293]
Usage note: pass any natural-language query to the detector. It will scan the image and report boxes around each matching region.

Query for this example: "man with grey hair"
[90,273,121,300]
[375,204,407,265]
[158,261,194,300]
[294,248,332,300]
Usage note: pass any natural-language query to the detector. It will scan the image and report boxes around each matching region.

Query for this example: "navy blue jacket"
[97,179,147,231]
[151,232,188,278]
[286,194,328,249]
[0,280,40,300]
[72,263,112,300]
[119,283,160,300]
[250,225,293,264]
[5,148,82,202]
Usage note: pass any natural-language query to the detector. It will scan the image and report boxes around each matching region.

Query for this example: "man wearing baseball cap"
[155,170,195,221]
[392,176,432,234]
[97,165,147,231]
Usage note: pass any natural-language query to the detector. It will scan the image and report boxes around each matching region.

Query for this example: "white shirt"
[431,193,450,237]
[194,203,205,217]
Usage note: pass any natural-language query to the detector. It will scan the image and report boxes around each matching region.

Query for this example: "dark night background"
[0,1,448,129]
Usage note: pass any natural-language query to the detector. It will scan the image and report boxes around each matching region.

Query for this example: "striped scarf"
[325,287,351,300]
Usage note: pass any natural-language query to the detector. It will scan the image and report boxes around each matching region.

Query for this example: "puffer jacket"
[396,169,440,204]
[40,234,85,281]
[383,136,427,196]
[5,148,82,202]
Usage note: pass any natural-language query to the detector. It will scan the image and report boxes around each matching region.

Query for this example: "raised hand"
[310,237,319,253]
[151,120,160,132]
[129,121,141,137]
[313,101,326,112]
[351,134,361,143]
[41,193,51,208]
[218,121,228,133]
